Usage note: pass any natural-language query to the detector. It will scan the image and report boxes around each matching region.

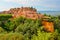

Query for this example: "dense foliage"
[0,14,60,40]
[0,14,12,21]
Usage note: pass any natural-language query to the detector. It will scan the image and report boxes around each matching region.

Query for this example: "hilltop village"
[0,7,54,32]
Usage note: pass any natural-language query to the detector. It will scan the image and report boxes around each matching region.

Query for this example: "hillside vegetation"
[0,14,60,40]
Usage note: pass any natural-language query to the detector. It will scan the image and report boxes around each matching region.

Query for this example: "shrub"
[31,29,52,40]
[13,17,26,26]
[0,27,7,33]
[0,14,12,21]
[53,18,60,33]
[0,33,24,40]
[31,29,60,40]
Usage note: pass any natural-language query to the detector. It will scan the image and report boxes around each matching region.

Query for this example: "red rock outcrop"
[10,7,44,19]
[0,7,44,19]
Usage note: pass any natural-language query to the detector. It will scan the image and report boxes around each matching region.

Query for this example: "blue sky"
[0,0,60,11]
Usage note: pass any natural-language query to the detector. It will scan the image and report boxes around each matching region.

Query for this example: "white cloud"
[4,0,16,2]
[3,0,40,4]
[3,0,57,8]
[0,0,60,11]
[0,6,10,11]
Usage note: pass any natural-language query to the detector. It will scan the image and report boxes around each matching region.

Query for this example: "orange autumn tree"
[42,17,54,32]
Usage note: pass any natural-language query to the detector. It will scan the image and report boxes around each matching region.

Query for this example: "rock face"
[10,7,44,19]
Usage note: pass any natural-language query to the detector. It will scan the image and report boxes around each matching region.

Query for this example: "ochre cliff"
[10,7,44,19]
